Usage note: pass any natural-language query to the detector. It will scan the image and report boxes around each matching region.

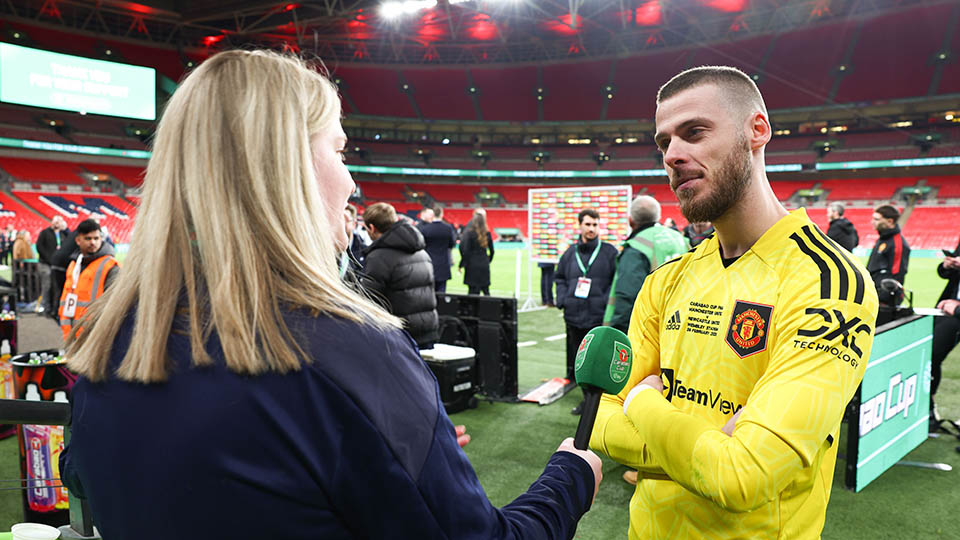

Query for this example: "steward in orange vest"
[59,220,120,341]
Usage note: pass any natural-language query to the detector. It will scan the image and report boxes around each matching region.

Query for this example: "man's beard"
[673,135,752,224]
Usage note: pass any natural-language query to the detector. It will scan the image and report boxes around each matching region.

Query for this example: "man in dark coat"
[555,208,618,415]
[930,237,960,431]
[36,216,69,314]
[360,202,439,349]
[826,202,858,252]
[866,205,910,306]
[418,207,457,293]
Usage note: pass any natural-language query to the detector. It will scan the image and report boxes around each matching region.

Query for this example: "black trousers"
[540,265,555,305]
[434,281,446,293]
[932,314,960,398]
[468,285,489,295]
[565,324,591,382]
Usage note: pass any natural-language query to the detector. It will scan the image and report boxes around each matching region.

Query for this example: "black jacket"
[418,221,457,282]
[555,236,617,328]
[827,217,859,252]
[867,225,910,304]
[458,226,494,288]
[36,226,69,265]
[361,222,438,347]
[937,239,960,316]
[51,230,79,306]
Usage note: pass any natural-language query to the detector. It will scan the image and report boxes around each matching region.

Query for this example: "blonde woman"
[59,50,601,539]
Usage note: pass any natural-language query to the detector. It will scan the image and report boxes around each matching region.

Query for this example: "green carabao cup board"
[850,315,933,492]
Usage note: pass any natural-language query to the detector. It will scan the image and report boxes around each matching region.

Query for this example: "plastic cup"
[10,523,61,540]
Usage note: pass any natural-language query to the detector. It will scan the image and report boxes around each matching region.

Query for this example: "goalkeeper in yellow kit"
[590,66,879,539]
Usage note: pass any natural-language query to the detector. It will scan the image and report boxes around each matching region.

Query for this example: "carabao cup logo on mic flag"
[574,333,593,372]
[610,341,630,383]
[575,326,633,394]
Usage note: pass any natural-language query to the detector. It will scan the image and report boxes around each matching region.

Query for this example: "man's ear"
[747,111,771,151]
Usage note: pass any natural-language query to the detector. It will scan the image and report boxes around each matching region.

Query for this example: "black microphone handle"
[574,386,603,450]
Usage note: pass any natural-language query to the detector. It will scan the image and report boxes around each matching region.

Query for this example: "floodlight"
[380,0,437,19]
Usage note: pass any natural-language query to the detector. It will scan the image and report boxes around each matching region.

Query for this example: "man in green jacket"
[603,195,688,333]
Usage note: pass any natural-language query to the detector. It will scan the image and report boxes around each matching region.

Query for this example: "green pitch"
[0,251,953,536]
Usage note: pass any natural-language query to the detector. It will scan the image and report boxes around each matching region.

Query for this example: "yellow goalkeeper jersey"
[591,208,879,539]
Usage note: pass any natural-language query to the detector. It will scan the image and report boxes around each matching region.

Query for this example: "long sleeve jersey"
[592,209,879,539]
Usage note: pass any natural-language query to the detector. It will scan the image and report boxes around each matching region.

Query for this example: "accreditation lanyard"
[575,241,601,276]
[339,251,349,279]
[62,254,83,319]
[71,254,83,292]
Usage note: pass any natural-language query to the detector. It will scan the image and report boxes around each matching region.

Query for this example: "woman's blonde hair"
[67,50,401,383]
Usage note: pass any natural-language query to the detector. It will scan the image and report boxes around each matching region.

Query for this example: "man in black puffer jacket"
[826,202,858,252]
[360,203,439,348]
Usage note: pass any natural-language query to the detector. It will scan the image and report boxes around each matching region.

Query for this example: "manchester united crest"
[725,300,774,358]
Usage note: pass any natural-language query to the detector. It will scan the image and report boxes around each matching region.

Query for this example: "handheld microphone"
[573,326,633,450]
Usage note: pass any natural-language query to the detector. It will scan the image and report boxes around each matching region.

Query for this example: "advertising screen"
[528,185,632,263]
[846,314,933,492]
[0,42,156,120]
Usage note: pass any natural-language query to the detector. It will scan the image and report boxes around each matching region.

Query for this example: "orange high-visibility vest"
[59,255,119,340]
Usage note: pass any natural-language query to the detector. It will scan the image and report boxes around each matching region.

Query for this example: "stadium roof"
[1,0,950,65]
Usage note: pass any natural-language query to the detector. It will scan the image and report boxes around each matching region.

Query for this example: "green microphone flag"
[573,326,633,450]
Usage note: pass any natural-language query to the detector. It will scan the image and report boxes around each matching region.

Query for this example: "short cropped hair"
[578,208,599,224]
[345,203,357,220]
[630,195,661,225]
[363,202,397,233]
[75,219,101,236]
[875,205,900,222]
[828,202,845,216]
[657,65,767,118]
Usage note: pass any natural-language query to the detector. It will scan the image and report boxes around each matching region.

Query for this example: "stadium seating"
[333,66,417,118]
[0,192,49,233]
[606,49,693,120]
[0,157,86,184]
[83,164,146,187]
[821,178,909,201]
[356,181,407,202]
[903,206,960,250]
[402,68,475,121]
[926,176,960,199]
[760,21,853,110]
[12,191,138,244]
[771,181,816,201]
[542,61,609,121]
[832,4,950,103]
[471,66,539,122]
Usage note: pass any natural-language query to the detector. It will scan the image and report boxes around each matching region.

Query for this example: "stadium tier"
[0,157,86,184]
[821,177,913,201]
[903,206,960,250]
[927,176,960,198]
[0,191,49,233]
[82,164,146,187]
[12,191,137,243]
[328,4,952,122]
[832,4,951,103]
[401,68,475,121]
[471,66,539,122]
